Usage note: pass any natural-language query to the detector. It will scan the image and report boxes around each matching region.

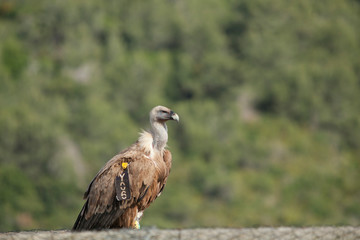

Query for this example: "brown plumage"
[72,106,179,231]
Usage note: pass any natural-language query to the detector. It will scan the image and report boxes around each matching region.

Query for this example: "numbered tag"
[115,166,131,201]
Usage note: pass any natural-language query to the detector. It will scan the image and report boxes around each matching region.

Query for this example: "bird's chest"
[150,152,168,181]
[156,159,168,181]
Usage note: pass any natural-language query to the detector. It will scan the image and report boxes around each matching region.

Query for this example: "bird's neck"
[150,121,168,151]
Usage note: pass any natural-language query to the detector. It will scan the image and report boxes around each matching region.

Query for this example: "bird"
[72,106,179,231]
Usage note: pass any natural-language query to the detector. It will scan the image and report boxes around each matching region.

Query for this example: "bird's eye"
[160,110,167,114]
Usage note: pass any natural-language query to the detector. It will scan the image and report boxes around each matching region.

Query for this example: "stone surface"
[0,227,359,240]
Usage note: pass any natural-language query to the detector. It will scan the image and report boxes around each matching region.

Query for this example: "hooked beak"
[170,111,179,122]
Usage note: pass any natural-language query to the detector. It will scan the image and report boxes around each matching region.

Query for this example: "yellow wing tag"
[122,162,128,169]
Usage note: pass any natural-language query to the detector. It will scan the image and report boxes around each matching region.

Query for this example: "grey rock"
[1,227,360,240]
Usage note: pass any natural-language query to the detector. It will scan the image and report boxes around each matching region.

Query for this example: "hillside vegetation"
[0,0,359,231]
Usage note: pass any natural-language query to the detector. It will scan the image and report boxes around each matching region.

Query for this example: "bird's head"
[150,106,179,123]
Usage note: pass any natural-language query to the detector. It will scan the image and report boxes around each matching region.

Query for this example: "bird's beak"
[170,112,179,122]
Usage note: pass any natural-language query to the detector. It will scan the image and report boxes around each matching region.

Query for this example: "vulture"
[72,106,179,230]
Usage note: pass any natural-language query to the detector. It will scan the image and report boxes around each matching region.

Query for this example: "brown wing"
[137,149,172,211]
[72,144,155,231]
[158,149,172,196]
[113,149,173,228]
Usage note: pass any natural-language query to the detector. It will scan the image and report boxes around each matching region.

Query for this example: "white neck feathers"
[138,130,154,155]
[138,119,168,157]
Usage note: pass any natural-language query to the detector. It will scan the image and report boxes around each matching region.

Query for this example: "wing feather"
[72,144,155,231]
[136,149,172,210]
[157,149,172,196]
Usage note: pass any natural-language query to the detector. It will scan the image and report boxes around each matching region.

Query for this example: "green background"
[0,0,359,231]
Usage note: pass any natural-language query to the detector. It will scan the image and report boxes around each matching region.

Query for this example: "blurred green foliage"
[0,0,359,231]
